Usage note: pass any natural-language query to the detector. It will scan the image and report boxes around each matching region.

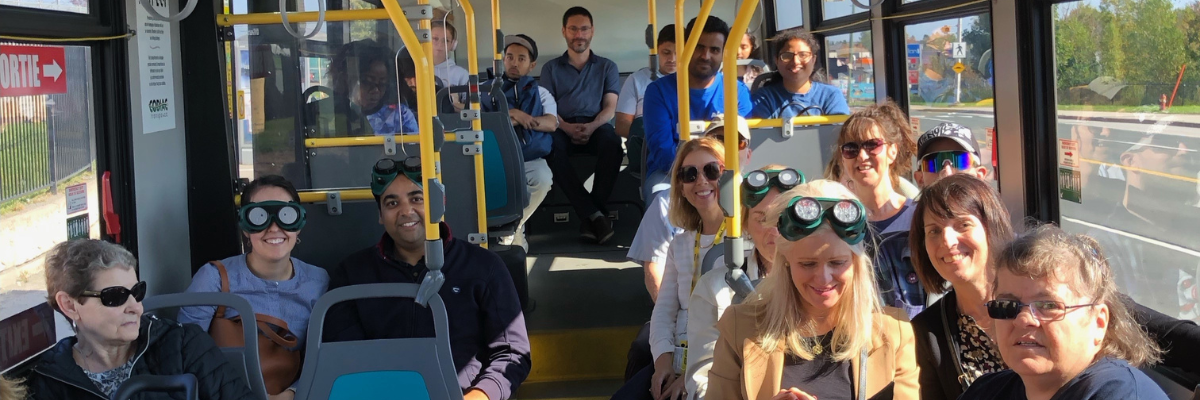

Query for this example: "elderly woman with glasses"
[708,180,919,400]
[23,239,253,400]
[750,28,849,119]
[959,225,1167,400]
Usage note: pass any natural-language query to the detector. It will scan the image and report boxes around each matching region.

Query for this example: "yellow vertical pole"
[381,1,438,241]
[460,0,489,248]
[723,0,758,239]
[675,0,716,142]
[491,0,502,65]
[648,0,657,61]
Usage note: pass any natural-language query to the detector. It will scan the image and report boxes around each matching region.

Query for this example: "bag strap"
[212,260,230,318]
[940,298,971,392]
[857,349,867,400]
[248,313,300,348]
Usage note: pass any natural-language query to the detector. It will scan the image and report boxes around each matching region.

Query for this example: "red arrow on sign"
[1064,151,1073,157]
[0,44,68,97]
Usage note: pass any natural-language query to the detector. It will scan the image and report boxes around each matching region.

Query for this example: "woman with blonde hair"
[0,376,26,400]
[614,137,727,400]
[708,180,918,400]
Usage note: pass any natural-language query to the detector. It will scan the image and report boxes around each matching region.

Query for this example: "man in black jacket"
[323,161,531,400]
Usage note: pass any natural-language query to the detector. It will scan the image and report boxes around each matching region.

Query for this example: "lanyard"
[691,220,727,294]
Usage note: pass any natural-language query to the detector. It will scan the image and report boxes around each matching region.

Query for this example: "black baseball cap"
[918,122,981,158]
[503,34,538,62]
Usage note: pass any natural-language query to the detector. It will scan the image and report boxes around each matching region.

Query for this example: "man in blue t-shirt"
[751,28,850,119]
[642,16,752,199]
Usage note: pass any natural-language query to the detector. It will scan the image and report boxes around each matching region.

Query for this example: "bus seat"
[110,374,199,400]
[142,293,269,400]
[744,124,841,180]
[627,116,646,183]
[294,283,460,400]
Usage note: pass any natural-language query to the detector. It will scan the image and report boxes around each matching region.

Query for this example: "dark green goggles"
[371,157,423,196]
[239,201,306,233]
[742,168,805,208]
[778,196,867,245]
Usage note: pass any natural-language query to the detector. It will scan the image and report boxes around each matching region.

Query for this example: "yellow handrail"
[648,0,657,57]
[460,0,489,248]
[675,0,716,142]
[687,115,849,130]
[723,0,760,239]
[382,0,439,241]
[491,0,502,63]
[303,134,456,148]
[296,189,376,203]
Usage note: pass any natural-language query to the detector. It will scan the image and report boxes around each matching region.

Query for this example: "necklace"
[812,342,824,355]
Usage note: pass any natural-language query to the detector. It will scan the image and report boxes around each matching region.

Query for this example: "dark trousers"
[614,322,655,399]
[612,365,655,400]
[546,116,623,219]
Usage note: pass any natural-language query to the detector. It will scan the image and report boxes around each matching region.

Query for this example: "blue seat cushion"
[329,371,431,400]
[482,129,508,212]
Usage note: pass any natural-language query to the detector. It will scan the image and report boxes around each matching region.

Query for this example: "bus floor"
[513,227,652,399]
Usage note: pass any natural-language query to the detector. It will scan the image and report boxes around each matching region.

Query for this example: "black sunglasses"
[679,162,723,184]
[81,281,147,307]
[840,138,886,159]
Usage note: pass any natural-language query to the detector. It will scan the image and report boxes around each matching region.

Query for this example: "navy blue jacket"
[960,357,1167,400]
[323,224,531,400]
[482,75,552,161]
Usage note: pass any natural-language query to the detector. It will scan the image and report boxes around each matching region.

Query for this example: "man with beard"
[750,28,849,118]
[631,15,751,304]
[539,6,622,244]
[481,34,557,251]
[323,161,532,400]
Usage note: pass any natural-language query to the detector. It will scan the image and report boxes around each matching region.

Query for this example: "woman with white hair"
[708,180,918,400]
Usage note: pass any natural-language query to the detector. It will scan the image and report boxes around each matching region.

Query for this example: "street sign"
[906,43,921,59]
[66,183,88,215]
[908,70,920,85]
[953,61,966,74]
[1059,138,1079,169]
[907,57,919,71]
[1059,167,1082,203]
[910,117,920,134]
[68,214,90,240]
[0,44,67,97]
[951,42,967,59]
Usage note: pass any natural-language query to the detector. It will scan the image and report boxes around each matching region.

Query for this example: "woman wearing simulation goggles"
[178,175,329,400]
[708,180,919,400]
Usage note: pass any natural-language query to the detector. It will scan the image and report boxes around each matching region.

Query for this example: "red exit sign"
[0,44,68,97]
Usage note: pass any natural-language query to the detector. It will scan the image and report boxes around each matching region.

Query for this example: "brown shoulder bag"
[206,260,304,395]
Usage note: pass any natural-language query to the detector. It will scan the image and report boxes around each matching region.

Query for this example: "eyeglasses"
[743,168,805,208]
[679,162,723,184]
[840,139,886,159]
[778,51,814,63]
[778,196,867,245]
[239,201,306,233]
[920,151,972,173]
[81,281,147,307]
[711,133,748,150]
[986,299,1097,322]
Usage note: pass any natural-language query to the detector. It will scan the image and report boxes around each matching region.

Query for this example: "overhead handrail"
[140,0,199,22]
[383,0,445,306]
[675,0,717,141]
[279,0,326,39]
[303,134,457,149]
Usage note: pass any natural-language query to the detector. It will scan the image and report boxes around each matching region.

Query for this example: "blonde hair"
[993,224,1163,367]
[0,376,26,400]
[669,137,727,231]
[751,179,881,362]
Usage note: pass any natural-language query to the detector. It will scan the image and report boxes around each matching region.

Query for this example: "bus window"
[0,0,88,14]
[1051,1,1200,321]
[903,14,997,183]
[824,30,875,110]
[776,0,804,30]
[0,43,99,370]
[823,0,868,20]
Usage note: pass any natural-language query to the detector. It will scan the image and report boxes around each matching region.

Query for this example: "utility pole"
[955,17,963,104]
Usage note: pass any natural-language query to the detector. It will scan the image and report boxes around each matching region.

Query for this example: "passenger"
[482,34,557,251]
[313,39,418,137]
[398,47,448,118]
[707,180,919,400]
[432,20,470,88]
[911,122,989,188]
[323,159,531,400]
[736,32,767,85]
[616,24,676,140]
[833,102,923,316]
[959,225,1168,400]
[25,239,253,400]
[540,6,623,244]
[614,137,726,400]
[177,175,329,399]
[751,28,850,118]
[0,376,26,400]
[909,175,1200,400]
[685,163,796,399]
[642,15,752,203]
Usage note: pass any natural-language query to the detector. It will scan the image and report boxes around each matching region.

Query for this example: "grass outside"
[0,167,94,215]
[0,122,51,203]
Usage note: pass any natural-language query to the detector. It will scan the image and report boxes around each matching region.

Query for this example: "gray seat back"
[293,283,460,400]
[744,123,842,180]
[142,292,268,400]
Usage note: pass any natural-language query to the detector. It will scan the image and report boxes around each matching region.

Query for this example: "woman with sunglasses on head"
[177,175,329,400]
[25,239,253,400]
[615,137,727,400]
[685,164,800,399]
[708,180,919,400]
[958,224,1167,400]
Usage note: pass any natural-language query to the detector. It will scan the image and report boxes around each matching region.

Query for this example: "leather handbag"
[207,260,303,395]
